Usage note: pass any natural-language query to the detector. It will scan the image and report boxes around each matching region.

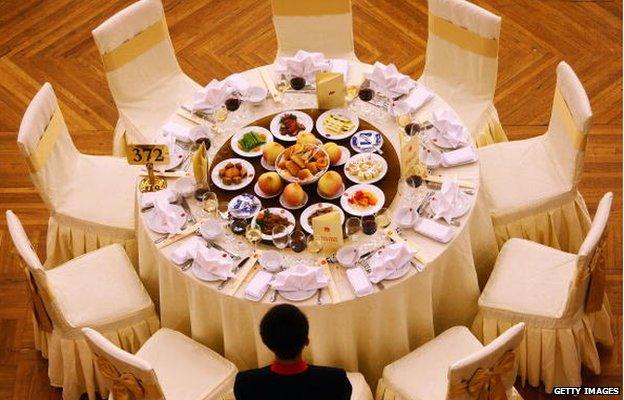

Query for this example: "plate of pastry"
[343,153,387,184]
[275,143,330,185]
[270,111,314,141]
[316,108,359,140]
[211,158,255,190]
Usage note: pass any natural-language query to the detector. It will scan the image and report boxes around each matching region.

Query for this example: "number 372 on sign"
[125,144,170,166]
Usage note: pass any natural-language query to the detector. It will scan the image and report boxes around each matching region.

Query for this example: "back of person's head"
[260,304,309,360]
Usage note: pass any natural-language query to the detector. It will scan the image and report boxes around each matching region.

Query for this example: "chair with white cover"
[478,62,593,253]
[17,83,140,267]
[270,0,359,62]
[92,0,201,155]
[6,210,159,400]
[82,327,237,400]
[472,192,614,393]
[420,0,507,147]
[348,372,374,400]
[376,323,526,400]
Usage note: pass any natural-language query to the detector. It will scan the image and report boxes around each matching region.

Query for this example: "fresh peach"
[318,171,344,198]
[296,132,320,146]
[257,171,283,196]
[283,182,306,206]
[323,142,342,165]
[262,142,285,166]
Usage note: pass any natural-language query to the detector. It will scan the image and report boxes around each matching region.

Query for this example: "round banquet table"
[136,63,495,387]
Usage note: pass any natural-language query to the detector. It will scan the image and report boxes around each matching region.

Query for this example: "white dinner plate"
[430,190,471,219]
[260,156,276,171]
[340,184,385,217]
[191,262,224,282]
[383,262,411,280]
[230,126,273,157]
[270,111,314,141]
[145,204,187,234]
[250,207,296,241]
[211,158,255,191]
[299,203,345,234]
[419,147,442,168]
[350,130,383,153]
[279,289,318,302]
[333,146,351,166]
[343,152,388,184]
[316,108,359,140]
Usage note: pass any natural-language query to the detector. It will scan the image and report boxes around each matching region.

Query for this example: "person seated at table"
[234,304,352,400]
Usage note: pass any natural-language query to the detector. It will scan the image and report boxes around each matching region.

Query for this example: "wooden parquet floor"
[0,0,621,399]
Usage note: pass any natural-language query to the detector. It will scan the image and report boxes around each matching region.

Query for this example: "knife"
[233,256,251,273]
[179,196,196,224]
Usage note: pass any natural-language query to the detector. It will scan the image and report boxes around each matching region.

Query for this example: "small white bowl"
[244,86,269,105]
[174,176,195,198]
[199,218,224,240]
[336,245,360,268]
[394,206,417,229]
[259,250,283,272]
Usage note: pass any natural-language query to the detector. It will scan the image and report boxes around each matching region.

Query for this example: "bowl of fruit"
[275,143,330,185]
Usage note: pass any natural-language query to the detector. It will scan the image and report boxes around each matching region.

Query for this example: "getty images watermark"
[553,387,621,396]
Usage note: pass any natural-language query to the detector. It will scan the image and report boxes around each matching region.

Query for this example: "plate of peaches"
[275,143,330,185]
[340,184,385,216]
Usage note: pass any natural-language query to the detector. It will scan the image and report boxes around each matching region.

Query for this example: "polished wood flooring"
[0,0,621,399]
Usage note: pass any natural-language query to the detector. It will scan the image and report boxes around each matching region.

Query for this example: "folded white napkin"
[276,50,330,82]
[329,58,349,78]
[153,134,179,173]
[366,62,415,99]
[270,264,329,292]
[193,79,234,113]
[170,236,205,264]
[367,242,416,283]
[441,146,478,167]
[431,178,463,223]
[393,206,418,228]
[140,189,177,209]
[225,73,251,96]
[245,270,274,301]
[389,85,434,116]
[162,121,192,142]
[193,247,236,280]
[431,110,469,148]
[413,218,455,243]
[346,267,374,297]
[153,199,184,234]
[419,146,442,167]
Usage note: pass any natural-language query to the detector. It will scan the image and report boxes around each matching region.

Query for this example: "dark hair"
[260,304,309,360]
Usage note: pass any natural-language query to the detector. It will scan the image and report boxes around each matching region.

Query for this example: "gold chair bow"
[96,355,146,400]
[448,351,515,400]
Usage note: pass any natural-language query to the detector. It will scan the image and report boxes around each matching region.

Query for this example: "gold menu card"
[316,72,346,109]
[312,211,344,252]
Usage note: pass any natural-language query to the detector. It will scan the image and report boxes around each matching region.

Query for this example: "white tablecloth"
[135,63,497,386]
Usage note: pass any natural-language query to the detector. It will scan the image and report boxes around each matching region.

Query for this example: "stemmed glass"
[212,107,229,135]
[245,223,262,253]
[272,224,290,250]
[345,217,362,244]
[217,201,230,221]
[306,234,322,254]
[375,208,391,229]
[201,191,218,217]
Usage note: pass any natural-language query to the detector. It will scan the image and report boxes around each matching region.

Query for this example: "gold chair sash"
[553,89,588,151]
[271,0,351,16]
[448,351,515,400]
[96,355,163,400]
[27,108,63,173]
[576,236,606,313]
[101,18,168,72]
[428,13,499,58]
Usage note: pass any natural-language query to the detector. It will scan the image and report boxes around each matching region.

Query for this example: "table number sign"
[125,144,170,192]
[312,210,344,252]
[316,72,346,109]
[399,130,427,179]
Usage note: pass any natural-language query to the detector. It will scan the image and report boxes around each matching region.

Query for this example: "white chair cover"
[472,193,614,393]
[420,0,506,147]
[92,0,201,154]
[270,0,359,62]
[478,61,593,253]
[83,327,237,400]
[376,324,525,400]
[17,83,140,267]
[6,211,159,400]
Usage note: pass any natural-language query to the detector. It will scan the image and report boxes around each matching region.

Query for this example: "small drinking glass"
[272,224,290,249]
[201,191,218,217]
[345,217,362,243]
[375,207,391,229]
[362,215,377,236]
[217,201,230,221]
[229,218,248,235]
[289,230,307,253]
[306,234,322,254]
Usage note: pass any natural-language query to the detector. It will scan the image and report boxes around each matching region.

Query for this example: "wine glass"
[212,107,229,135]
[201,191,218,217]
[289,230,307,253]
[272,224,290,249]
[345,217,362,244]
[346,85,360,103]
[217,201,230,221]
[245,223,262,252]
[306,234,322,254]
[375,208,391,229]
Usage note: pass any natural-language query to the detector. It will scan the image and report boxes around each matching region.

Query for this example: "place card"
[316,72,346,109]
[312,210,344,252]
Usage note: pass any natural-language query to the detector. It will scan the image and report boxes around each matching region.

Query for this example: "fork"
[316,289,323,305]
[208,241,241,260]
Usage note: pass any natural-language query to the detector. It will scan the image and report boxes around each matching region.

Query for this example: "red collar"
[270,359,309,375]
